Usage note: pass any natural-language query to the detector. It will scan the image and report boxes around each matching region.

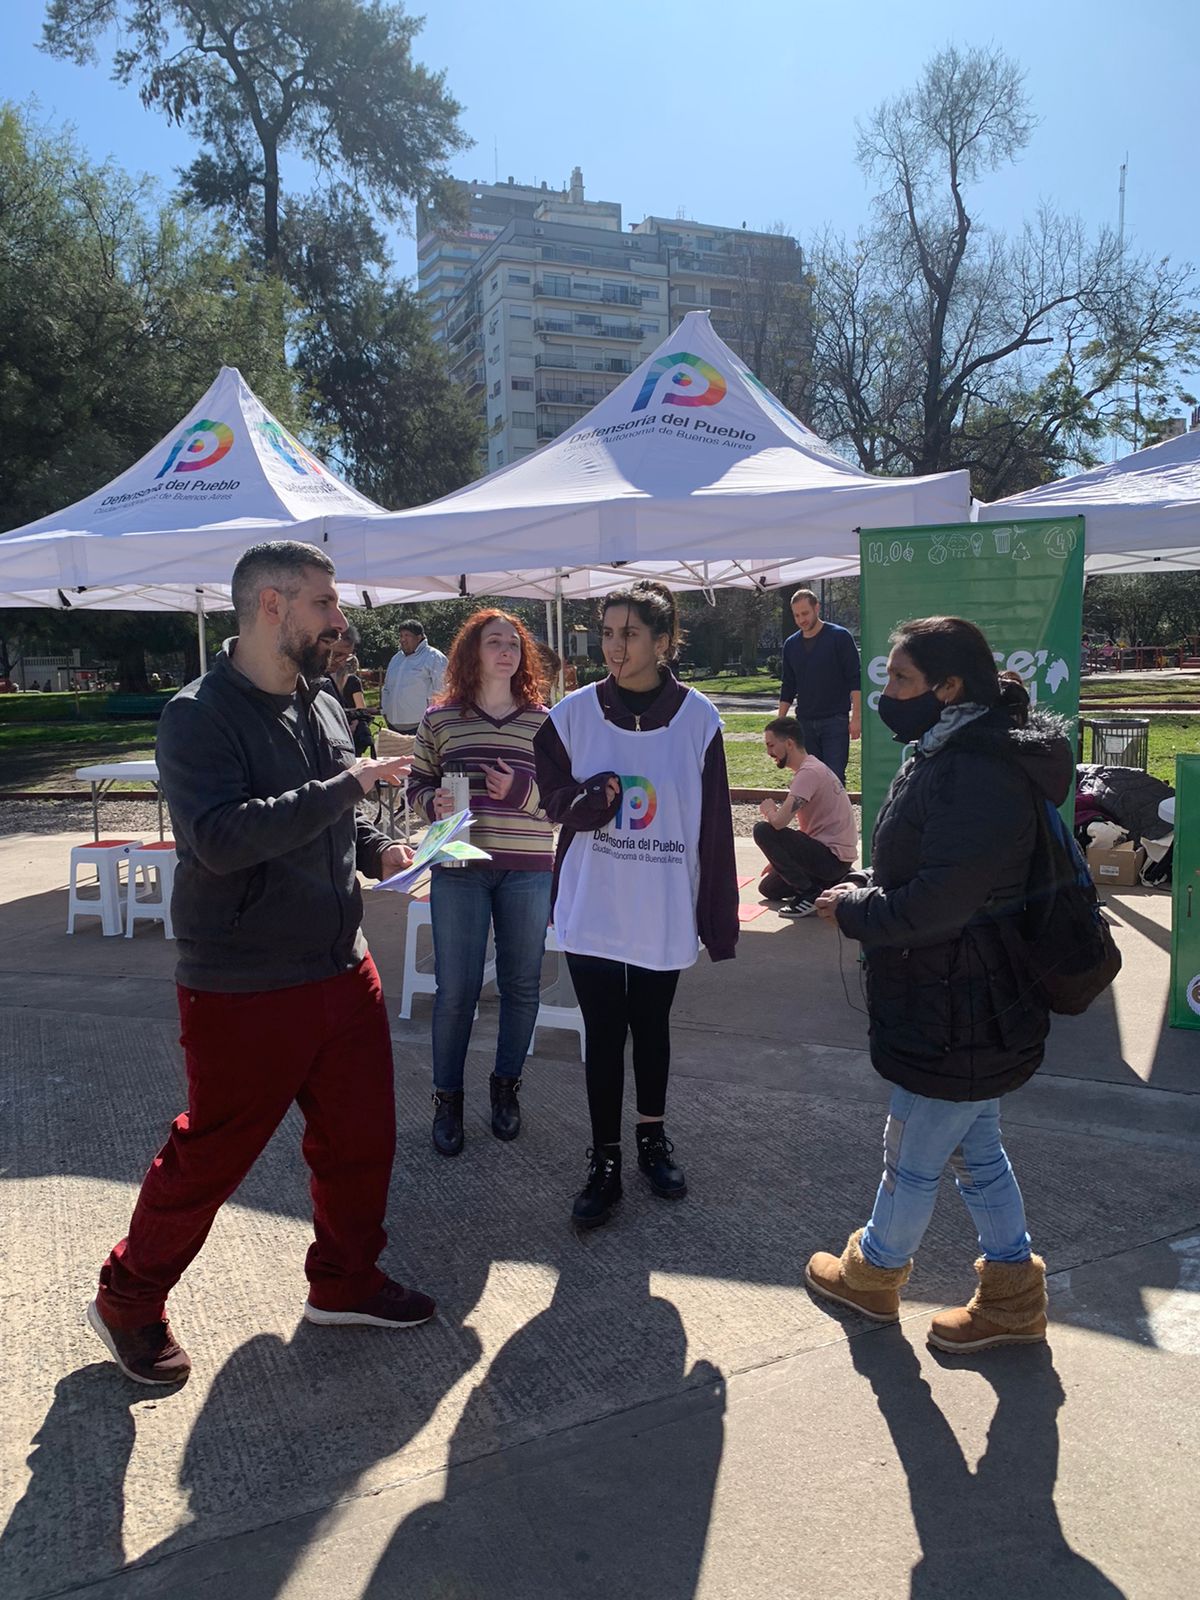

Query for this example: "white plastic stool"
[397,895,496,1020]
[528,926,586,1060]
[67,840,142,936]
[125,841,178,938]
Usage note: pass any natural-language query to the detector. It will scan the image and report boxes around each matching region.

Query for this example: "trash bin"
[1088,717,1150,771]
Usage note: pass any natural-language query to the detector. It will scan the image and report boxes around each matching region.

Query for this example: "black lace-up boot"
[431,1089,464,1157]
[489,1073,522,1141]
[571,1145,622,1230]
[636,1123,687,1199]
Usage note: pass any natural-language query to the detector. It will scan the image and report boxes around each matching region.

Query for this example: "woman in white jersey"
[534,581,738,1229]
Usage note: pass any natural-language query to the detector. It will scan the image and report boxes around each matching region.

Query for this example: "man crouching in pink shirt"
[754,717,858,917]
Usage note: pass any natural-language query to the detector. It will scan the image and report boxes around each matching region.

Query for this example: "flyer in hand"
[373,809,491,895]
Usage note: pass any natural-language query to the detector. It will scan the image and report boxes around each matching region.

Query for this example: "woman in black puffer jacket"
[805,616,1074,1353]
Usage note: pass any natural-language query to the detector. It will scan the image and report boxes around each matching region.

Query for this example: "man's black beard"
[284,632,337,682]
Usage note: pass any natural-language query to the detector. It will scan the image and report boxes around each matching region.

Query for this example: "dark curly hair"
[600,579,684,663]
[437,608,544,716]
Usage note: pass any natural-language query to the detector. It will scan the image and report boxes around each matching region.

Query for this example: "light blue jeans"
[430,867,552,1092]
[860,1087,1032,1270]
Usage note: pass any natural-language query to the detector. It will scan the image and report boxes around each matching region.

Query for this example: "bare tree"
[808,45,1200,496]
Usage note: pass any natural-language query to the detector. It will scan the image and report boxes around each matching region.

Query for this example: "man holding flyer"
[87,542,435,1387]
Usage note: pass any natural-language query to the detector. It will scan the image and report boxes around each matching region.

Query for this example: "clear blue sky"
[6,1,1198,327]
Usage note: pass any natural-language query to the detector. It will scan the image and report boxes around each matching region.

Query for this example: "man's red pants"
[97,955,395,1328]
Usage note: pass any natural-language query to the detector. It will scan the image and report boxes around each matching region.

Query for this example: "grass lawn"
[1081,675,1200,704]
[2,706,1195,796]
[684,673,777,695]
[0,721,159,790]
[721,710,1198,791]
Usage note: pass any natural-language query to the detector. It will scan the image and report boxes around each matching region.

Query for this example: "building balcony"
[535,281,643,307]
[450,332,483,359]
[535,388,611,408]
[534,318,574,336]
[537,424,568,442]
[463,366,485,395]
[670,249,744,278]
[534,354,634,374]
[447,309,481,342]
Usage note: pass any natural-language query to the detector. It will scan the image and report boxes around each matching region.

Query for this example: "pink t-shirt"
[788,755,858,863]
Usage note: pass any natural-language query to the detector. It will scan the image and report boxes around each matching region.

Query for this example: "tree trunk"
[116,643,150,693]
[263,138,281,272]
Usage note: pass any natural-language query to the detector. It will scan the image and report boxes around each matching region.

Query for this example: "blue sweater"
[780,622,861,719]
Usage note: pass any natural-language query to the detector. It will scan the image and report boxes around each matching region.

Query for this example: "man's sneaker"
[303,1277,436,1328]
[571,1146,622,1230]
[636,1124,687,1199]
[779,896,818,918]
[86,1298,192,1386]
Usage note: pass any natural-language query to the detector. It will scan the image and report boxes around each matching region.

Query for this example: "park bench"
[103,694,167,720]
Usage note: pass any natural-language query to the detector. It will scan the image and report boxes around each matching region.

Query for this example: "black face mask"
[877,689,944,744]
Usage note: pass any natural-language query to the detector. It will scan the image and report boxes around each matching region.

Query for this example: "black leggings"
[565,954,681,1148]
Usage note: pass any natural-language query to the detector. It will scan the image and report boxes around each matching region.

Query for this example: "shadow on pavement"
[364,1251,725,1600]
[848,1328,1126,1599]
[0,1366,140,1589]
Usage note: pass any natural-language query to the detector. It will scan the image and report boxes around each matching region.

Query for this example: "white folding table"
[74,760,164,842]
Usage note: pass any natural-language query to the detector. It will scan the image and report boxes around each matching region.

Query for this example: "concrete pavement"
[0,824,1197,1599]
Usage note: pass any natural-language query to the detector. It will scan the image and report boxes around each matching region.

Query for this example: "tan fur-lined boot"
[928,1255,1048,1353]
[805,1228,912,1322]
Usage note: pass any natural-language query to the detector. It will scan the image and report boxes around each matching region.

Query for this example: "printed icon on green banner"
[858,517,1085,859]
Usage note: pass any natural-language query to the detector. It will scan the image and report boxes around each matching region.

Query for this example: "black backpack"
[1020,791,1123,1015]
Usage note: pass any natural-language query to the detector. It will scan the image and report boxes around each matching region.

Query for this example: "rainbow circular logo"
[632,353,727,413]
[616,775,658,831]
[156,420,234,478]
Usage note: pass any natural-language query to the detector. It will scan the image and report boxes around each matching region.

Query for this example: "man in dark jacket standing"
[87,542,433,1386]
[776,589,861,787]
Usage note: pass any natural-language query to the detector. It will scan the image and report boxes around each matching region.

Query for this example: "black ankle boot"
[431,1090,464,1157]
[489,1073,522,1141]
[571,1145,622,1230]
[636,1124,687,1198]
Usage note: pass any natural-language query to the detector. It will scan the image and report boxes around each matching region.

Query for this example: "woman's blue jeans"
[430,867,552,1092]
[860,1087,1032,1270]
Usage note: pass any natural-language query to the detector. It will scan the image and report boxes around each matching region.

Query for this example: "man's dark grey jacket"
[156,640,391,992]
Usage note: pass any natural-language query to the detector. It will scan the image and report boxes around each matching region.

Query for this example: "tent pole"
[555,572,565,700]
[544,599,555,702]
[196,591,207,674]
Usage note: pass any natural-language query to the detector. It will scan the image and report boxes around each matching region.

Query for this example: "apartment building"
[419,170,805,473]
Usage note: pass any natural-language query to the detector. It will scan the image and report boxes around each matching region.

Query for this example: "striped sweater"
[408,701,553,872]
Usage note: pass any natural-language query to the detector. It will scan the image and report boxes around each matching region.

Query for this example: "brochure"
[373,808,491,895]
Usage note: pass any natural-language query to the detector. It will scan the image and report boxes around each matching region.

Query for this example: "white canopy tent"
[303,312,973,597]
[977,427,1200,571]
[0,367,439,621]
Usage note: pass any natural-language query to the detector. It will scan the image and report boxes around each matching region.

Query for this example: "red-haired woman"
[408,611,554,1157]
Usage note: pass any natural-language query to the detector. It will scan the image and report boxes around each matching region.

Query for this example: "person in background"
[382,619,447,734]
[776,589,861,787]
[535,641,579,700]
[407,611,553,1157]
[321,624,374,756]
[534,581,738,1230]
[86,541,431,1387]
[753,717,857,916]
[805,616,1073,1353]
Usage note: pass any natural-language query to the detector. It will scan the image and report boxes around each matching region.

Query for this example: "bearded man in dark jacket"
[804,617,1075,1356]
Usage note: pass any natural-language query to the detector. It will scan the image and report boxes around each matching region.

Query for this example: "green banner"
[858,516,1085,857]
[1169,755,1200,1031]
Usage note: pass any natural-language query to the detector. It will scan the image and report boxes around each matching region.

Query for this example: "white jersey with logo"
[550,684,721,971]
